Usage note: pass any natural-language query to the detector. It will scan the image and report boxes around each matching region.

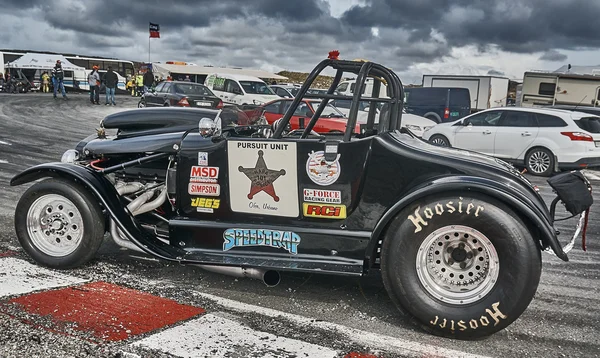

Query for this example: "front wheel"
[138,99,146,108]
[381,194,541,339]
[14,178,105,269]
[429,134,451,147]
[525,147,554,176]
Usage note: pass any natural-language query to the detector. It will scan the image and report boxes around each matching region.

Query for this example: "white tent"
[152,63,287,80]
[5,53,85,71]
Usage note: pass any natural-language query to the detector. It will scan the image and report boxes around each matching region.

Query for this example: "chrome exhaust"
[195,265,281,287]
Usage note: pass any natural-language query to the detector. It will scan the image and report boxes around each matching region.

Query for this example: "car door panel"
[453,111,503,156]
[493,111,539,159]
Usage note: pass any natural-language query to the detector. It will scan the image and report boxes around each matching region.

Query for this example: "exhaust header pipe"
[196,265,281,287]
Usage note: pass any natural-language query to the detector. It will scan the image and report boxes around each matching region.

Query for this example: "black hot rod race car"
[11,56,593,339]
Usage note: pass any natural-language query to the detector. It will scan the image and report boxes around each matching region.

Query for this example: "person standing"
[135,72,144,96]
[52,60,67,99]
[41,72,50,93]
[143,69,154,94]
[103,66,118,106]
[88,65,101,104]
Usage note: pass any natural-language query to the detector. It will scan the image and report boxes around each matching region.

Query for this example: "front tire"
[15,178,105,269]
[429,134,451,147]
[381,194,541,339]
[525,147,554,176]
[138,99,146,108]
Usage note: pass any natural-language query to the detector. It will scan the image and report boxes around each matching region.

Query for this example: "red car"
[259,99,360,134]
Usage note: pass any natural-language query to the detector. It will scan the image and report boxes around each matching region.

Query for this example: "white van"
[336,78,388,98]
[204,73,279,105]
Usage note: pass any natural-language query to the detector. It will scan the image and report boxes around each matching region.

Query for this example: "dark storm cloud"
[341,0,600,53]
[539,50,568,62]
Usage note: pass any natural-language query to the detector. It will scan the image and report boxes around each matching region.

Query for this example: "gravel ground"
[0,93,599,357]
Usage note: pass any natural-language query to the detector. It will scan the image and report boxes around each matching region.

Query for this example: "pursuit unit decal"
[228,141,299,217]
[222,229,301,254]
[306,150,341,186]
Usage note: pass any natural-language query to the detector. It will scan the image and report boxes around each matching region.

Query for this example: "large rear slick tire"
[381,193,541,339]
[14,178,105,269]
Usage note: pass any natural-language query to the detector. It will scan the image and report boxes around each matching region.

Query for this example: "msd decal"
[190,166,219,183]
[303,189,342,204]
[303,203,347,219]
[188,183,220,196]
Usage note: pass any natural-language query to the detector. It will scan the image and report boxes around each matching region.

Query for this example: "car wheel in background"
[429,135,451,147]
[525,147,554,176]
[424,112,441,123]
[137,100,146,108]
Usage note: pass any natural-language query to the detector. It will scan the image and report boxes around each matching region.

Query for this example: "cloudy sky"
[1,0,599,84]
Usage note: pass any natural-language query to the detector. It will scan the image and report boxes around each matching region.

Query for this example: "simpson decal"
[223,229,301,254]
[198,152,208,166]
[188,183,220,196]
[191,197,221,213]
[302,203,347,219]
[228,141,299,217]
[190,166,219,183]
[306,150,341,186]
[303,189,341,204]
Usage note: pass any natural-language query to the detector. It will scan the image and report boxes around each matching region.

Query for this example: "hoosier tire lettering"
[429,302,508,332]
[408,198,485,233]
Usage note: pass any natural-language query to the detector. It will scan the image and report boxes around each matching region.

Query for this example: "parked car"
[269,84,300,98]
[422,107,600,176]
[404,87,471,123]
[330,99,436,137]
[9,56,593,340]
[138,81,223,109]
[258,98,360,133]
[204,73,279,105]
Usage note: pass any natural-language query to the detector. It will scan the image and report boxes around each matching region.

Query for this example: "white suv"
[422,107,600,176]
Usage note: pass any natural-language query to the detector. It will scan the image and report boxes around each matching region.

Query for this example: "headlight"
[405,125,421,131]
[423,126,434,132]
[61,149,80,164]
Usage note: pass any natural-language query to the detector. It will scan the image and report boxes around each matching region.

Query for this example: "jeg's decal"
[227,141,299,217]
[191,197,221,213]
[198,152,208,166]
[429,302,507,332]
[188,183,220,196]
[306,150,341,186]
[408,198,485,233]
[303,203,347,219]
[223,229,301,254]
[190,166,219,183]
[303,189,341,204]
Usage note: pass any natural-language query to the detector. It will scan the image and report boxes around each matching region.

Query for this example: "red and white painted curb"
[0,253,489,358]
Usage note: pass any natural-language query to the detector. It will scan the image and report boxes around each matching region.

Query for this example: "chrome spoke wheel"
[26,194,84,257]
[416,225,499,305]
[528,151,551,174]
[431,137,448,147]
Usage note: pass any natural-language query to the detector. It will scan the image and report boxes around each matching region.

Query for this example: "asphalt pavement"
[0,93,599,358]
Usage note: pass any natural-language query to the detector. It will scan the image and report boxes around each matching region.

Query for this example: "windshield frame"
[239,80,276,95]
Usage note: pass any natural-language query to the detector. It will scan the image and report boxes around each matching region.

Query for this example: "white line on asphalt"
[0,140,10,146]
[0,160,8,164]
[132,313,338,358]
[0,257,88,298]
[196,292,490,358]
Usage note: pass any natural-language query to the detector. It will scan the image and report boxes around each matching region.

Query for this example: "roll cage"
[272,58,405,142]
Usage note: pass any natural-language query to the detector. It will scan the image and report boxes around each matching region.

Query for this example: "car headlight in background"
[423,126,434,132]
[405,125,422,132]
[61,149,80,164]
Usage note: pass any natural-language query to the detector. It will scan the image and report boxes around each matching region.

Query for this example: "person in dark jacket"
[52,60,67,99]
[143,70,154,94]
[103,66,118,105]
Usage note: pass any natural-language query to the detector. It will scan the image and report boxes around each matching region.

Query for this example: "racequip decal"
[222,229,300,254]
[303,189,342,204]
[227,141,299,217]
[429,302,507,332]
[188,183,220,196]
[198,152,208,166]
[302,203,347,219]
[191,197,221,213]
[408,198,485,233]
[190,166,219,183]
[306,150,341,186]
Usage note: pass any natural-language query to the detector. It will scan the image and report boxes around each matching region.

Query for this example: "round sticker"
[306,150,341,186]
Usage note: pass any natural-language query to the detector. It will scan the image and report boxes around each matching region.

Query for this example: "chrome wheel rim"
[138,101,145,108]
[416,225,499,305]
[26,194,84,257]
[431,137,448,147]
[528,151,551,174]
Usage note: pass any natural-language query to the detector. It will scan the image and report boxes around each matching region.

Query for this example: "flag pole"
[148,34,151,63]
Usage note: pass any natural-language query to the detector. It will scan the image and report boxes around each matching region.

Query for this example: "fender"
[10,163,186,261]
[367,175,568,263]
